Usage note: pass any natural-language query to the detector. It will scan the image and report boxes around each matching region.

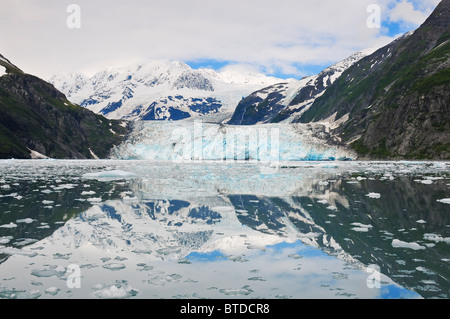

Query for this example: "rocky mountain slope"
[227,49,376,125]
[298,0,450,160]
[0,54,130,159]
[50,62,286,123]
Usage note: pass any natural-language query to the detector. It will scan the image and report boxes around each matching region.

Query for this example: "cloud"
[0,0,440,79]
[388,0,435,26]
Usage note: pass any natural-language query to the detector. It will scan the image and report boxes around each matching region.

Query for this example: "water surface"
[0,160,449,299]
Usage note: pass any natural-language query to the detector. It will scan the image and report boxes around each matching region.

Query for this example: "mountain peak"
[50,60,285,123]
[227,48,376,125]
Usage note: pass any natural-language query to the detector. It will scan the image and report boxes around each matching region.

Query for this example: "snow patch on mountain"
[228,48,378,125]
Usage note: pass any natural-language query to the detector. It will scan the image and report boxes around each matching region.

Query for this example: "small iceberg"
[437,198,450,205]
[82,170,138,181]
[392,239,425,250]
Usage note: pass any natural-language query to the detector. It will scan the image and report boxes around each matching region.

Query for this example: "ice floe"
[392,239,426,250]
[82,170,138,181]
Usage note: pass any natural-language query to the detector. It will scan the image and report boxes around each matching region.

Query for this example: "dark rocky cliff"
[0,55,130,159]
[298,0,450,160]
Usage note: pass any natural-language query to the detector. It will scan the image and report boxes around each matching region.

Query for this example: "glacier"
[111,121,356,162]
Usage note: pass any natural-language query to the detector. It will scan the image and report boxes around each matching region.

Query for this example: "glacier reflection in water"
[0,160,449,299]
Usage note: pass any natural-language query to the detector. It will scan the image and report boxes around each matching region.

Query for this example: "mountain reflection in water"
[0,160,449,299]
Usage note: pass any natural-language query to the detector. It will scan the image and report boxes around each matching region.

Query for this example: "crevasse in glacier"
[111,121,356,161]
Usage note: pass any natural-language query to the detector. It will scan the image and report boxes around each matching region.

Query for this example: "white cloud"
[388,0,433,26]
[0,0,440,79]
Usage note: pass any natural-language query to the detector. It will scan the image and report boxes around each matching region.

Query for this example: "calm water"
[0,160,449,299]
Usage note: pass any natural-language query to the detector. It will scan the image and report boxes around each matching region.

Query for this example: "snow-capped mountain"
[228,48,377,125]
[49,61,288,123]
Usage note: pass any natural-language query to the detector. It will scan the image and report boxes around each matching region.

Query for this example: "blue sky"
[185,0,440,79]
[0,0,441,79]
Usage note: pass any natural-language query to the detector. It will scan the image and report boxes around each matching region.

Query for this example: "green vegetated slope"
[299,0,450,160]
[0,54,130,159]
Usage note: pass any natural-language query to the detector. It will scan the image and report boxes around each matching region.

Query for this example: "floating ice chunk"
[16,218,35,224]
[423,233,450,244]
[416,219,427,224]
[351,222,373,229]
[42,200,54,205]
[416,266,435,275]
[317,199,328,204]
[0,236,13,244]
[247,244,266,251]
[102,263,126,271]
[351,222,373,232]
[366,193,381,199]
[157,246,182,256]
[318,181,329,186]
[83,170,138,181]
[0,222,17,229]
[31,266,66,278]
[219,285,253,296]
[437,198,450,205]
[14,238,38,246]
[122,196,139,201]
[420,280,437,285]
[45,287,60,296]
[326,205,337,211]
[0,288,41,299]
[392,239,425,250]
[81,190,96,196]
[87,197,102,203]
[351,227,370,232]
[53,253,71,260]
[53,184,77,190]
[92,283,139,299]
[0,247,38,257]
